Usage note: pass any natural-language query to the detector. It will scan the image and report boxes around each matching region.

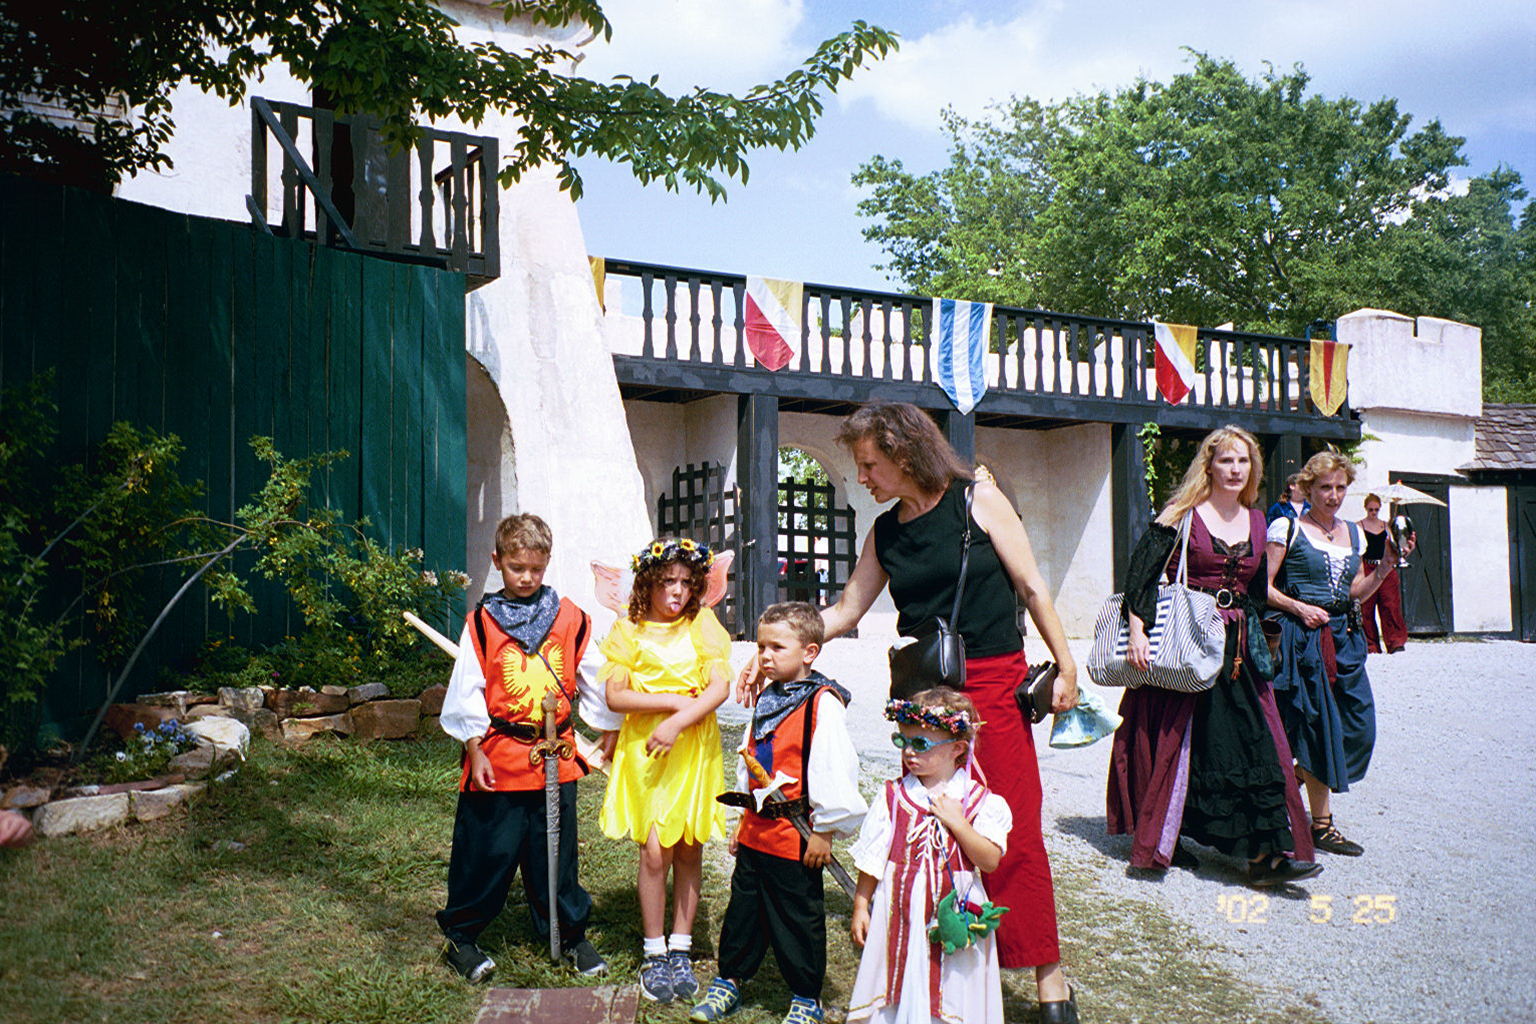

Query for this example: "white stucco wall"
[1339,308,1482,420]
[1450,486,1514,633]
[112,6,653,620]
[621,405,1113,639]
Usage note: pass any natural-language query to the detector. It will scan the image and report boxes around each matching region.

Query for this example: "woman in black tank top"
[739,402,1083,1023]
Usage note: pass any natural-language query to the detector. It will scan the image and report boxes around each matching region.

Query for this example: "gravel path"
[724,632,1536,1024]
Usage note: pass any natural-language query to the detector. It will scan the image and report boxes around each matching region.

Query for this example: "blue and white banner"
[932,297,993,414]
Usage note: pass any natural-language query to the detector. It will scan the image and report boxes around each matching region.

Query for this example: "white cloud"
[573,0,808,92]
[833,0,1536,148]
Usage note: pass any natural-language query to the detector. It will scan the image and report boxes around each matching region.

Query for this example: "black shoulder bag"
[887,485,974,700]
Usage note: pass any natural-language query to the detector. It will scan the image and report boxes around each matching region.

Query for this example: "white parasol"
[1363,482,1446,508]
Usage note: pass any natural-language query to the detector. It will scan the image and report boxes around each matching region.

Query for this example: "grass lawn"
[0,729,1328,1024]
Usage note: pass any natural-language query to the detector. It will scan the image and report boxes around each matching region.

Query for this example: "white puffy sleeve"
[970,791,1013,857]
[806,692,869,838]
[1266,516,1292,546]
[440,622,490,744]
[576,617,623,732]
[849,783,894,877]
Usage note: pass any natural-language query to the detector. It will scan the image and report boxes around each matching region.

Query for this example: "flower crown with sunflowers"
[884,698,977,738]
[632,537,715,573]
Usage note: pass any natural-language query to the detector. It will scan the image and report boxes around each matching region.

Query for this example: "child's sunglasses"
[890,732,960,754]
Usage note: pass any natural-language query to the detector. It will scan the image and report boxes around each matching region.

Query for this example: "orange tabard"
[736,687,828,861]
[459,598,591,793]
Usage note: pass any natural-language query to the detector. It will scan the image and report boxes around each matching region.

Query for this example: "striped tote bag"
[1086,513,1225,692]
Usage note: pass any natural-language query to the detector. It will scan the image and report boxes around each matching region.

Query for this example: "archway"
[466,355,516,599]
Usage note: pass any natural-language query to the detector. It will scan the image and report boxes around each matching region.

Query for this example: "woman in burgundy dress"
[1357,494,1407,654]
[1106,426,1319,888]
[738,402,1083,1023]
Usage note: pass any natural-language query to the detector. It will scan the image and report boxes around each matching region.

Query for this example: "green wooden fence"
[0,174,467,735]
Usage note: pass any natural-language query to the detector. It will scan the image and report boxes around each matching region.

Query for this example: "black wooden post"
[1110,422,1152,586]
[1266,433,1304,507]
[737,394,780,635]
[935,408,977,465]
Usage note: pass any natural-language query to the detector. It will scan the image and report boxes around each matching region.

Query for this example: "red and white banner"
[744,276,802,371]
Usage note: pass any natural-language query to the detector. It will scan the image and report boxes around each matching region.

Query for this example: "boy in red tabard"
[436,513,609,982]
[690,603,867,1024]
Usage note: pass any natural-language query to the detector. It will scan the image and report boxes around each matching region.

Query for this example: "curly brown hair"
[1295,451,1357,496]
[628,540,709,624]
[835,402,972,496]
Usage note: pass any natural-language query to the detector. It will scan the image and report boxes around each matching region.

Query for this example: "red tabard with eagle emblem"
[459,599,591,792]
[736,688,827,861]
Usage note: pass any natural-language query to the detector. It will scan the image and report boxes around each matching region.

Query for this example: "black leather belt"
[1190,583,1243,609]
[488,714,571,743]
[754,795,809,820]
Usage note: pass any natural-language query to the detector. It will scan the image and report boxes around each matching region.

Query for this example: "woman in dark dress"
[738,402,1083,1023]
[1106,426,1320,887]
[1357,493,1407,654]
[1266,453,1413,857]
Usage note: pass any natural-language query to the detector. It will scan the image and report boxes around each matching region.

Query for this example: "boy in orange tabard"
[436,513,608,982]
[690,603,866,1024]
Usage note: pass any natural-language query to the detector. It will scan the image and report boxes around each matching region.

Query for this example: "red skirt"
[966,649,1061,969]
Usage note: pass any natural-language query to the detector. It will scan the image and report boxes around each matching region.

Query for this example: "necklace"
[1306,511,1341,543]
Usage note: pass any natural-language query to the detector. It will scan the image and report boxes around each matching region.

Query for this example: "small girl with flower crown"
[848,687,1012,1024]
[598,537,733,1005]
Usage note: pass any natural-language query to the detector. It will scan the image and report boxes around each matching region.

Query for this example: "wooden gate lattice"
[656,463,739,635]
[777,478,856,611]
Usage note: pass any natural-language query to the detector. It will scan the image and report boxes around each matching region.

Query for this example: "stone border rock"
[3,680,450,839]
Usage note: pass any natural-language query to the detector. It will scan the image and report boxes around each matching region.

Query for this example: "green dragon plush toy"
[927,890,1009,955]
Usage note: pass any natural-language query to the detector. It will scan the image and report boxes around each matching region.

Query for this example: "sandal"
[1311,815,1364,857]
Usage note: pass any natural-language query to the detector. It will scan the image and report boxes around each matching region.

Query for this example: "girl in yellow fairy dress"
[595,538,734,1004]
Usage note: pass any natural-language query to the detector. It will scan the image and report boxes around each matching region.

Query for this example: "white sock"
[643,936,666,958]
[668,933,692,955]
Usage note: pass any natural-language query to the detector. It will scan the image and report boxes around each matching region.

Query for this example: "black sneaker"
[442,939,495,983]
[640,954,674,1002]
[564,939,609,977]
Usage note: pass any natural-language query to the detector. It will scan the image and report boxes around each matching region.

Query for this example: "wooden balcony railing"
[249,97,499,286]
[600,259,1352,427]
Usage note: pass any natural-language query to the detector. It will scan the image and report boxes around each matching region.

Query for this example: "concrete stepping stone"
[473,986,637,1024]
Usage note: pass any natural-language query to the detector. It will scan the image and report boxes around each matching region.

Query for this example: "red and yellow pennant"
[1154,322,1199,404]
[1309,339,1349,415]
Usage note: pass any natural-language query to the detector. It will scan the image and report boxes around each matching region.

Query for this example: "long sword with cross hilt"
[528,690,574,964]
[731,750,858,898]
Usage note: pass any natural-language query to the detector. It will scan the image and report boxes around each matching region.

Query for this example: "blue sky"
[568,0,1536,293]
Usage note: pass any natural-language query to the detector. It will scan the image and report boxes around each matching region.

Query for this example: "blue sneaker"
[783,996,824,1024]
[669,950,699,1000]
[640,954,674,1003]
[689,977,741,1021]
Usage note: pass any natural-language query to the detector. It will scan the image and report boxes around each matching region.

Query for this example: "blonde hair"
[1156,426,1264,527]
[495,513,552,558]
[908,687,980,766]
[1296,451,1357,496]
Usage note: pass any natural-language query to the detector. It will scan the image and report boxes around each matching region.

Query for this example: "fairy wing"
[701,549,735,609]
[590,560,632,616]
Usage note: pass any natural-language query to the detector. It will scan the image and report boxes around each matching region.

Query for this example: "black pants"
[717,845,825,1000]
[436,783,590,948]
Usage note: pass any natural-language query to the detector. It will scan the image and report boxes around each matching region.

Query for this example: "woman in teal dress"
[1265,452,1413,858]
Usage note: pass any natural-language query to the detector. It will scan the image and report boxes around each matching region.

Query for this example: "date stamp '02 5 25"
[1216,893,1399,925]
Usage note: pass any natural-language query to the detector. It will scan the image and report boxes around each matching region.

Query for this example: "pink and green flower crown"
[632,537,715,573]
[885,698,976,738]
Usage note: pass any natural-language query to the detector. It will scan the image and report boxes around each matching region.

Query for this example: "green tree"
[0,0,894,197]
[854,53,1534,398]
